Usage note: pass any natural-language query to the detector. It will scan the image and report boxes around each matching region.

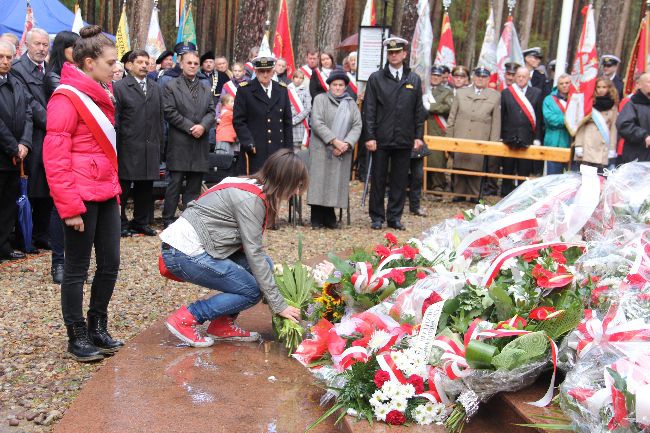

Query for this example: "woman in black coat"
[43,30,79,284]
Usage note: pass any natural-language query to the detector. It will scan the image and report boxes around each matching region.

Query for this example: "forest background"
[60,0,644,73]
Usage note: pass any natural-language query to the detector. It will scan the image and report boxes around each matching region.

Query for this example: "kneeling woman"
[162,149,307,346]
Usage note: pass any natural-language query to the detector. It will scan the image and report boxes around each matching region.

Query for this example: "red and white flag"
[272,0,295,77]
[565,5,598,135]
[478,6,497,88]
[435,13,456,69]
[410,0,434,95]
[496,16,524,90]
[18,2,34,56]
[624,12,649,96]
[361,0,376,26]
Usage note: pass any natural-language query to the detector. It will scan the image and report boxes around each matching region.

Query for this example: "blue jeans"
[161,246,268,323]
[546,161,567,175]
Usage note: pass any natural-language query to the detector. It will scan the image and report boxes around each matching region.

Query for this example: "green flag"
[180,4,197,47]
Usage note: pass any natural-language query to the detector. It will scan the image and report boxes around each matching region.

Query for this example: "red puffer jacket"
[43,63,121,219]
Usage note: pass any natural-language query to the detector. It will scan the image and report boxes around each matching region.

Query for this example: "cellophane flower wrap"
[598,162,650,230]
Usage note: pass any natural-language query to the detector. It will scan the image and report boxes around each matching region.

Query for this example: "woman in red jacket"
[43,25,123,362]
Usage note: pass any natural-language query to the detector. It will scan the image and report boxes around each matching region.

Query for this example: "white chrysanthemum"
[424,402,447,422]
[389,397,409,412]
[373,403,391,422]
[502,257,517,271]
[381,380,399,397]
[413,405,433,425]
[371,389,386,404]
[368,330,392,353]
[395,383,416,399]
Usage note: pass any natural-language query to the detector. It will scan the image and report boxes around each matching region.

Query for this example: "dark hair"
[73,25,115,69]
[46,31,79,76]
[319,52,335,69]
[306,48,319,56]
[251,149,309,222]
[128,49,149,63]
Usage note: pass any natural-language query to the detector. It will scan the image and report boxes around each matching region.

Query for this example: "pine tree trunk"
[295,0,319,62]
[234,0,270,61]
[394,0,418,41]
[598,0,626,57]
[493,0,504,35]
[463,0,482,68]
[431,0,443,41]
[616,0,633,57]
[317,0,346,55]
[130,0,154,49]
[517,0,536,49]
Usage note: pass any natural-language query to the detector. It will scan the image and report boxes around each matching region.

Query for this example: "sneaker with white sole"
[166,306,214,347]
[206,316,260,342]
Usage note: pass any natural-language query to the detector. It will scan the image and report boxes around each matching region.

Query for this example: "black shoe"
[388,221,406,231]
[411,209,428,217]
[24,248,41,255]
[130,225,157,236]
[451,197,465,203]
[88,314,124,354]
[371,221,383,230]
[311,223,324,230]
[65,322,104,362]
[51,264,64,284]
[0,250,26,261]
[120,228,132,238]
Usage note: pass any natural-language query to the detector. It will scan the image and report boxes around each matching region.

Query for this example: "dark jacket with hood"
[616,90,650,163]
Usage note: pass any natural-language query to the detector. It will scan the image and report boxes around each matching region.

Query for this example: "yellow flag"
[115,5,131,60]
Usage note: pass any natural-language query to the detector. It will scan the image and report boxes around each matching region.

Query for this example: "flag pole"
[554,0,574,84]
[646,0,650,73]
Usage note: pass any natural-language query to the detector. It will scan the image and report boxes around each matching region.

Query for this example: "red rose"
[521,250,540,262]
[421,291,443,316]
[374,370,391,389]
[384,232,398,245]
[385,410,406,425]
[387,269,406,285]
[529,306,558,320]
[374,245,391,258]
[406,374,425,394]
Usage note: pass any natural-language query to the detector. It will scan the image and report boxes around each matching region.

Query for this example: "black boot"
[88,314,124,354]
[66,322,104,362]
[51,264,64,284]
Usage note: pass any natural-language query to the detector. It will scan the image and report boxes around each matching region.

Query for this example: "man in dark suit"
[162,49,216,228]
[233,55,293,174]
[0,40,32,261]
[10,28,49,251]
[500,66,543,196]
[602,55,624,100]
[114,50,164,237]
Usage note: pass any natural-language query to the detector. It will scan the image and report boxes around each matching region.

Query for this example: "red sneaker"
[206,316,261,342]
[166,306,214,347]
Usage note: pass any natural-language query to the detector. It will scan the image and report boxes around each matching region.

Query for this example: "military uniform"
[233,78,293,174]
[424,82,453,191]
[363,37,424,229]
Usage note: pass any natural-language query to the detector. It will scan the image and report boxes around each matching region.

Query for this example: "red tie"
[37,64,43,74]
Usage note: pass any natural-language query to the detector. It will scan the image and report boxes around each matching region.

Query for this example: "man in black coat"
[523,48,550,97]
[233,55,293,174]
[0,40,32,261]
[162,49,216,228]
[159,42,210,90]
[602,55,624,100]
[114,50,164,236]
[616,72,650,163]
[500,66,543,196]
[10,28,50,250]
[363,37,425,231]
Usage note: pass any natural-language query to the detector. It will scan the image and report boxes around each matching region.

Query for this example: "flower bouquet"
[599,162,650,230]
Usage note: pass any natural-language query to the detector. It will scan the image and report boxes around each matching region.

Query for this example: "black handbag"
[204,149,237,184]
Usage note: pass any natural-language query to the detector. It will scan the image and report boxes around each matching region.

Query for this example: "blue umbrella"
[16,160,33,252]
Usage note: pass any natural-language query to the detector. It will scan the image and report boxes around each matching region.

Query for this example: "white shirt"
[134,77,146,93]
[261,84,271,98]
[159,217,205,256]
[27,54,45,71]
[388,65,404,81]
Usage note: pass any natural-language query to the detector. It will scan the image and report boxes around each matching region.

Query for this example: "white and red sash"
[288,87,310,146]
[222,80,238,97]
[244,62,254,75]
[299,65,313,80]
[314,68,329,92]
[53,84,118,172]
[200,177,268,231]
[509,84,536,131]
[591,108,611,147]
[552,95,567,113]
[347,72,358,97]
[432,114,447,132]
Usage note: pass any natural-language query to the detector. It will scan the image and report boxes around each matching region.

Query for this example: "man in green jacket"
[542,74,572,175]
[423,65,453,194]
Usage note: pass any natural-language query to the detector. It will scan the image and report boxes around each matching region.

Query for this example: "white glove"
[422,95,431,111]
[574,147,584,158]
[533,139,541,146]
[608,149,617,159]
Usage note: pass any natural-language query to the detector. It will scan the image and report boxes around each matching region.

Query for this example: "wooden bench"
[423,136,573,199]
